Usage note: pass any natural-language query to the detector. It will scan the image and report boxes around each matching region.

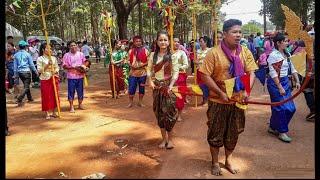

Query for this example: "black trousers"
[95,52,101,63]
[17,72,33,102]
[32,63,39,84]
[191,60,195,74]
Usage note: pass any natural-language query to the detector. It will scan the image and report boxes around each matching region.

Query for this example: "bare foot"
[225,161,239,174]
[137,102,145,107]
[158,141,167,149]
[211,163,222,176]
[177,116,182,122]
[70,108,75,113]
[166,141,174,149]
[51,114,58,118]
[78,105,85,110]
[127,103,133,108]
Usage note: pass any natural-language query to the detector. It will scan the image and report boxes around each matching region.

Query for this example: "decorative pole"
[168,7,174,52]
[39,0,61,117]
[104,11,116,98]
[192,11,198,107]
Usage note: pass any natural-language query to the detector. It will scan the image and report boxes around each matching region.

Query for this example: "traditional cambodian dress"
[266,50,297,133]
[199,44,258,150]
[109,50,127,95]
[37,55,60,111]
[147,52,180,132]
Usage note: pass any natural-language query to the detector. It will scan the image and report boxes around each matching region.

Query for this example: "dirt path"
[6,62,314,178]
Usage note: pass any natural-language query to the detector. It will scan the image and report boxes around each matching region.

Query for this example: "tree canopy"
[261,0,314,29]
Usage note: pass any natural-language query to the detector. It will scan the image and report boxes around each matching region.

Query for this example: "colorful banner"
[240,73,251,96]
[84,75,88,87]
[224,77,235,98]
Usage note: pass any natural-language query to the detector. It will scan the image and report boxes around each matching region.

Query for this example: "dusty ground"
[6,61,314,179]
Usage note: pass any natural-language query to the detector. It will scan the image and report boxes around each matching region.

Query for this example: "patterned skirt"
[109,64,125,93]
[206,101,245,150]
[153,79,178,132]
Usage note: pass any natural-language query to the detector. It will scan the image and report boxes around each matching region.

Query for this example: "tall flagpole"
[168,7,174,52]
[105,12,116,98]
[192,11,198,107]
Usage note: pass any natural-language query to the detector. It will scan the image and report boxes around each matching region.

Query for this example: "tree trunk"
[118,14,129,39]
[112,0,139,40]
[90,5,97,44]
[59,4,64,40]
[149,12,152,43]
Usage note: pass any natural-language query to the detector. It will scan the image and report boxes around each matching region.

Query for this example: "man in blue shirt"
[253,32,261,60]
[14,40,39,106]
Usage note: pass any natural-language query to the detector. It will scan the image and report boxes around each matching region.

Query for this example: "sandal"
[267,127,279,135]
[278,133,292,143]
[165,142,174,149]
[45,115,51,120]
[51,114,58,118]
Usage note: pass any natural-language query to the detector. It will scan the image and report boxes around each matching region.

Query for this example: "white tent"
[6,23,23,37]
[6,23,24,45]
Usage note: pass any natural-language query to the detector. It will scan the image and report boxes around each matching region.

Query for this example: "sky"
[220,0,270,24]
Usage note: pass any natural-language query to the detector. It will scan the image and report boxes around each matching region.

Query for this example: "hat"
[264,32,271,36]
[28,38,38,43]
[18,40,29,46]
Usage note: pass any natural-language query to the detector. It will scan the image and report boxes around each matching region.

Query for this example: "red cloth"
[188,47,194,61]
[40,77,60,111]
[240,73,251,96]
[129,47,147,64]
[109,64,125,93]
[175,72,187,111]
[196,69,205,84]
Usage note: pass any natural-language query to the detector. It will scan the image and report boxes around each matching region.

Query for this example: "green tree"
[261,0,314,29]
[111,0,139,39]
[242,22,263,36]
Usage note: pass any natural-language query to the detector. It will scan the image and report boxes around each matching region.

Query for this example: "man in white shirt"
[28,38,40,87]
[81,40,93,60]
[253,32,261,60]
